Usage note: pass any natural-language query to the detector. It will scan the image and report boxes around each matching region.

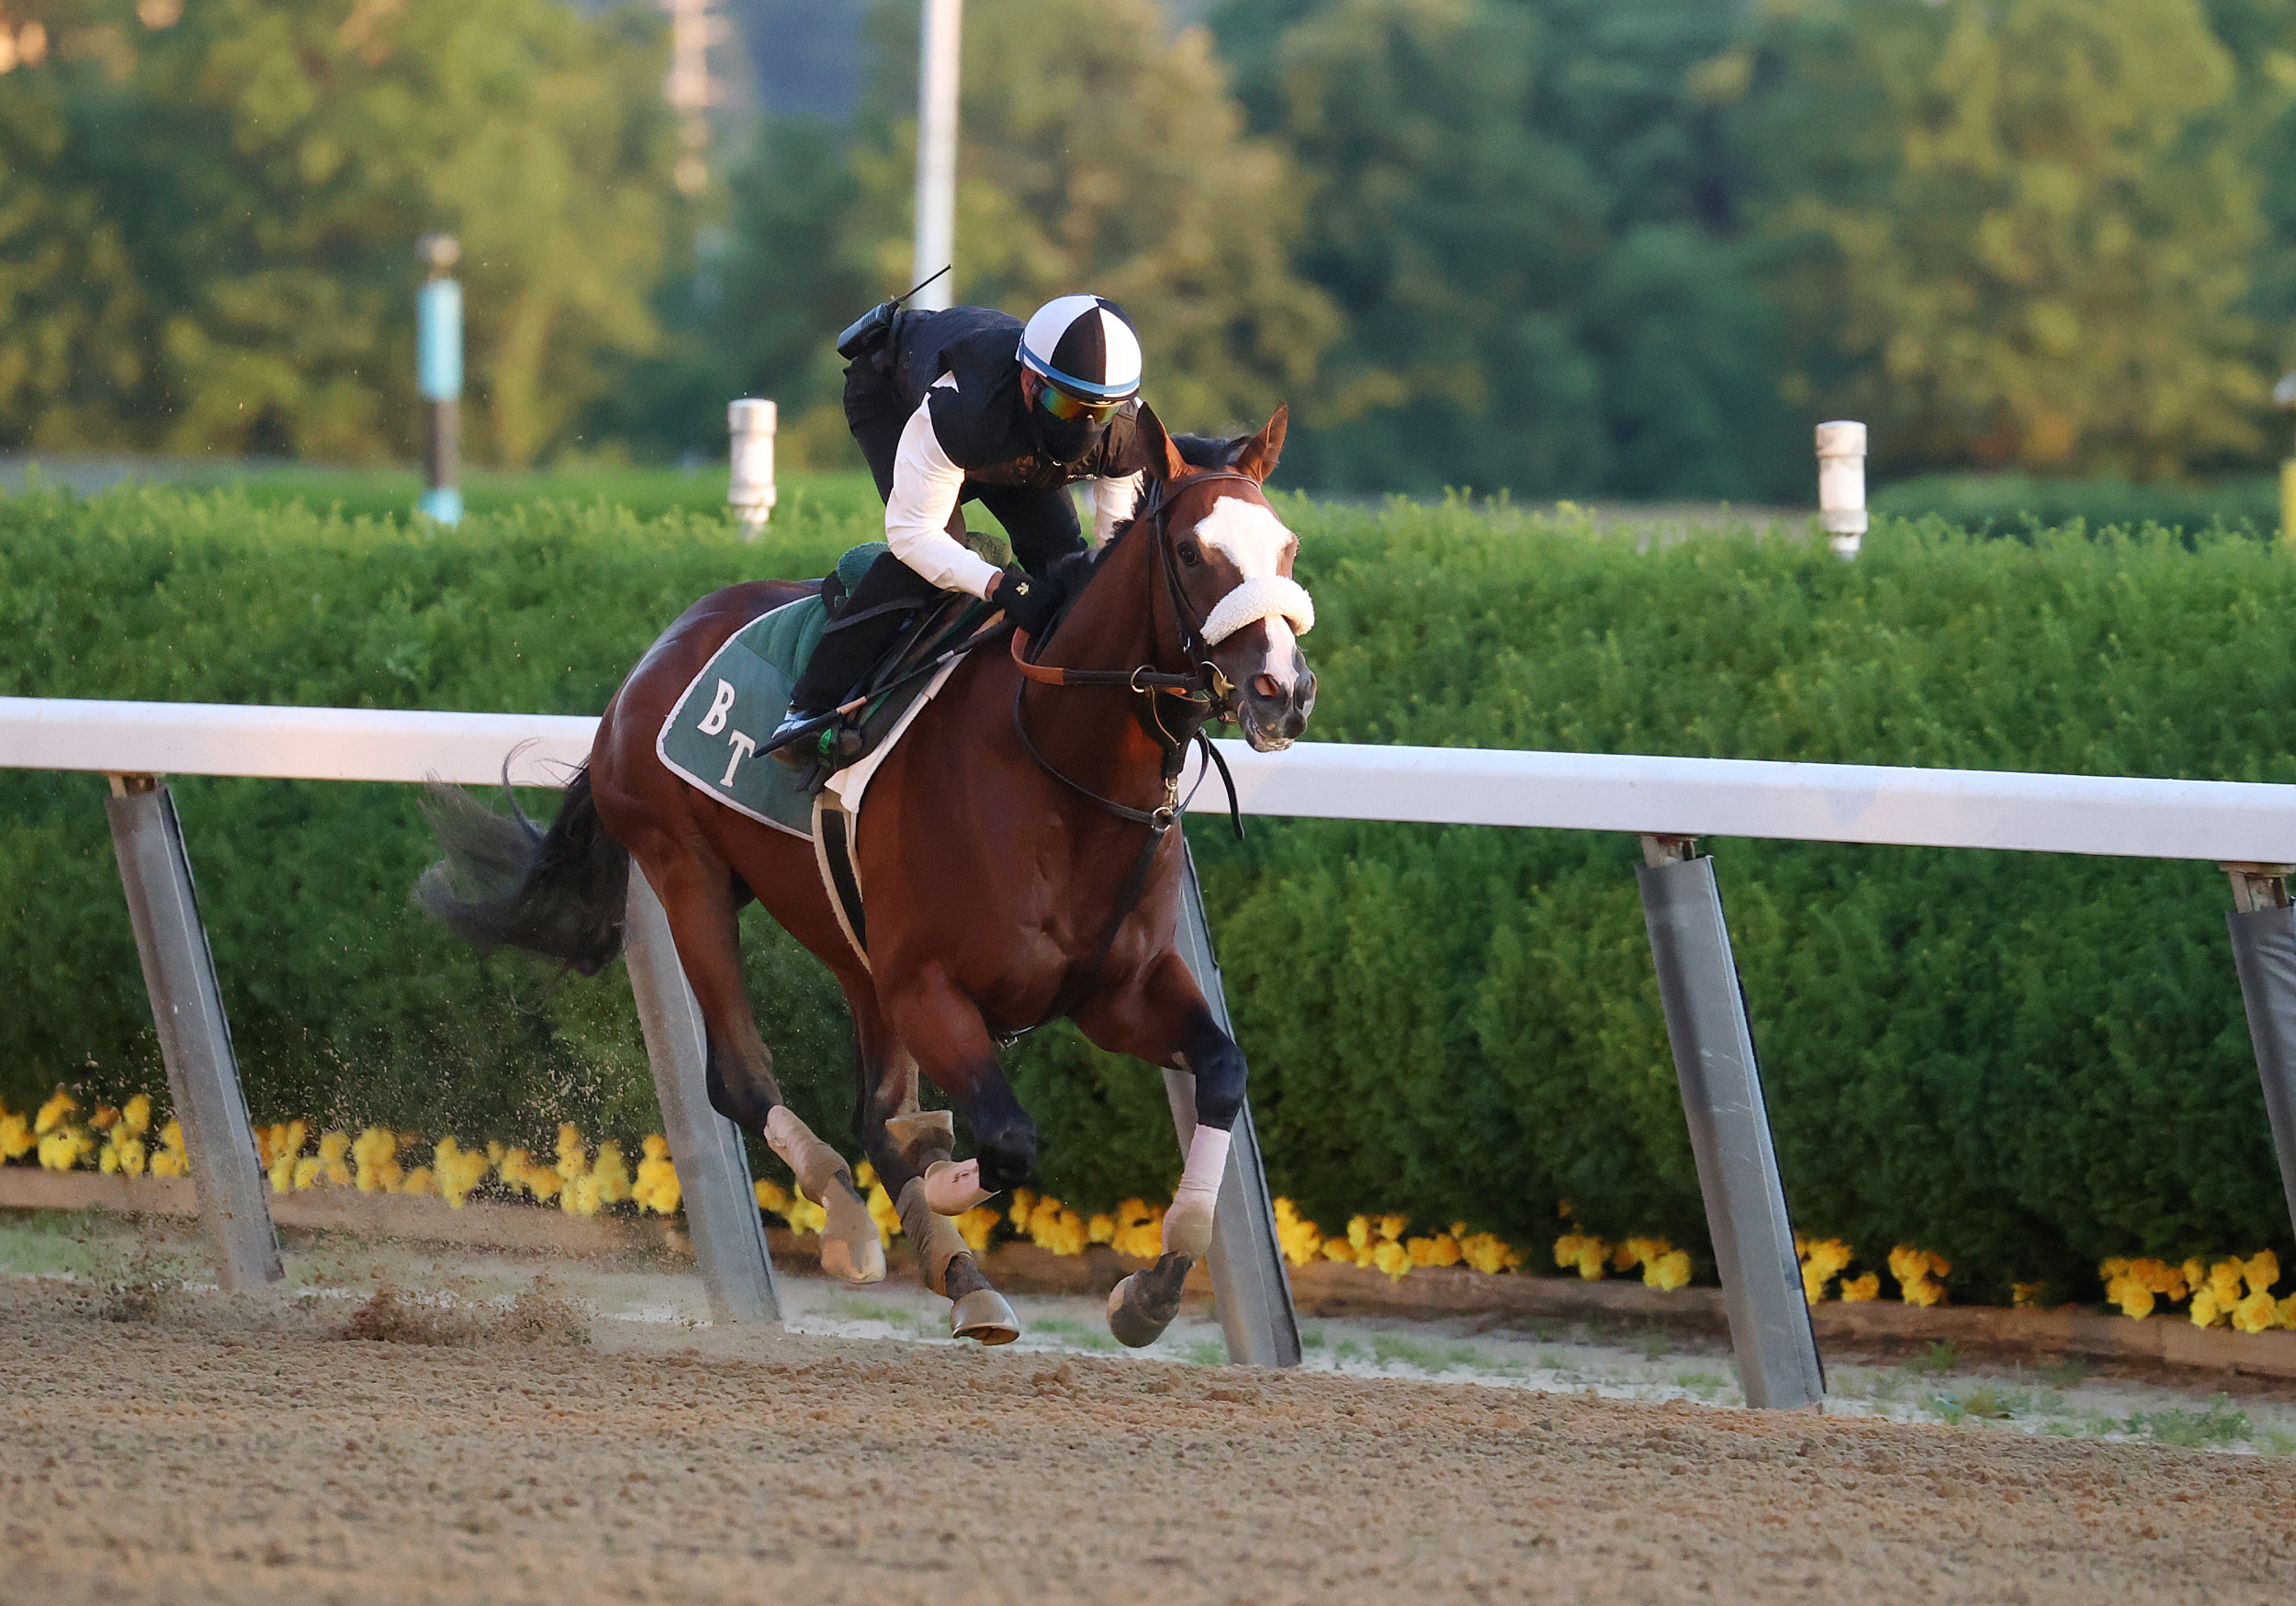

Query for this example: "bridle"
[1007,466,1267,833]
[1004,466,1268,1028]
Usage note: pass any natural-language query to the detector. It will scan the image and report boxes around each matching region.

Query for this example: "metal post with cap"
[727,399,776,536]
[1817,421,1866,560]
[415,234,463,526]
[912,0,961,311]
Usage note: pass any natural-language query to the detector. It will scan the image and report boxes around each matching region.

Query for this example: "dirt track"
[3,1276,2292,1605]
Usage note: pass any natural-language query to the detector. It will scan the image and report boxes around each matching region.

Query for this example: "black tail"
[413,767,630,976]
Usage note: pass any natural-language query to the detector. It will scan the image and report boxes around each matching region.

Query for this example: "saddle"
[654,544,993,838]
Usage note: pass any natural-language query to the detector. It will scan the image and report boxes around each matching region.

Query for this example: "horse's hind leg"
[846,996,1019,1345]
[630,837,884,1285]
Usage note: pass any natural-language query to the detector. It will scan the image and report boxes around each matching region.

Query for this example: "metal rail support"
[1165,837,1302,1369]
[104,776,282,1290]
[1637,837,1824,1409]
[623,868,782,1325]
[2223,862,2296,1241]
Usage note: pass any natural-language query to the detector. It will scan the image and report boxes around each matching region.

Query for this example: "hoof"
[819,1182,886,1285]
[950,1286,1019,1345]
[1106,1251,1192,1349]
[923,1158,993,1215]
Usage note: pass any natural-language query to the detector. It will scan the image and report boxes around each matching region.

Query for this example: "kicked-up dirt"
[1,1274,2291,1605]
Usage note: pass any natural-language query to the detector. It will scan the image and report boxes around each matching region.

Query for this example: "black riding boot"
[771,556,940,769]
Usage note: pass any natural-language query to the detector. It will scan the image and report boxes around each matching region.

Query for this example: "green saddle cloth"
[653,544,977,837]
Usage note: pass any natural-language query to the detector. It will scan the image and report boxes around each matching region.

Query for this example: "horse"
[417,403,1316,1348]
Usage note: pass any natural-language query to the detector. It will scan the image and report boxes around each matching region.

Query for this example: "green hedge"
[0,489,870,1151]
[3,487,2291,1303]
[1871,472,2281,539]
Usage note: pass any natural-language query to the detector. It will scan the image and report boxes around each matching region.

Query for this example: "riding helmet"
[1019,296,1142,402]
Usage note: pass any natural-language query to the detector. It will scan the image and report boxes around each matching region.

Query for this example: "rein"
[1009,467,1260,1028]
[1009,466,1262,832]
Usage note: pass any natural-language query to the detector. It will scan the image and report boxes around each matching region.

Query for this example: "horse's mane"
[1081,430,1246,557]
[1040,430,1248,621]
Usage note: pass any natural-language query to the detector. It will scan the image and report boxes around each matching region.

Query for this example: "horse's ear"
[1136,401,1190,483]
[1233,404,1289,485]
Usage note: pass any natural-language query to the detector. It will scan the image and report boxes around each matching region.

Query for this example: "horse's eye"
[1177,542,1201,567]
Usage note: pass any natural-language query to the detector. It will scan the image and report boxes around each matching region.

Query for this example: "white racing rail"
[6,695,2294,860]
[6,693,2296,1403]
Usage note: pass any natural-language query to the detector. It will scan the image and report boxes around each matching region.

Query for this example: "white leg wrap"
[1162,1124,1231,1259]
[884,1108,955,1172]
[923,1158,994,1215]
[766,1105,847,1203]
[896,1178,971,1296]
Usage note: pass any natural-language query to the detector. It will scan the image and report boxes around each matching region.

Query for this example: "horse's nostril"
[1253,673,1284,701]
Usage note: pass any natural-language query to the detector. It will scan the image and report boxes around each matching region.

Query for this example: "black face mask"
[1032,410,1105,465]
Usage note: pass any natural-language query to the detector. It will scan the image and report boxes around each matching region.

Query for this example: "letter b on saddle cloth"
[655,543,991,960]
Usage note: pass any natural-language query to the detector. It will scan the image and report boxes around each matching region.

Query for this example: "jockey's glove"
[994,564,1064,640]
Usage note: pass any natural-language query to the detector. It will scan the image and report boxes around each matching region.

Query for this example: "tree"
[0,0,681,466]
[836,0,1338,438]
[1746,0,2264,478]
[1210,0,1796,499]
[701,115,881,466]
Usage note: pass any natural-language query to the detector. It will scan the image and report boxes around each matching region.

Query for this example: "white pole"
[912,0,961,310]
[1816,421,1867,561]
[727,399,776,537]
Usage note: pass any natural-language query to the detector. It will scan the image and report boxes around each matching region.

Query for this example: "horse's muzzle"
[1235,666,1315,752]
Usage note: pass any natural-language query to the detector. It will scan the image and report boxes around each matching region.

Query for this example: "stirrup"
[771,713,827,770]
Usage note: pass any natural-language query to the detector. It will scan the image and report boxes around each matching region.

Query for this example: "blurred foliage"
[1187,495,2296,1301]
[1871,471,2280,536]
[1742,0,2266,480]
[1210,0,1797,500]
[6,488,2295,1299]
[135,462,884,526]
[11,0,2296,496]
[0,0,680,466]
[709,0,1338,447]
[0,487,864,1149]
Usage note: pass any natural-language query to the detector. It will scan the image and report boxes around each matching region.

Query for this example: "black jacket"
[885,305,1155,489]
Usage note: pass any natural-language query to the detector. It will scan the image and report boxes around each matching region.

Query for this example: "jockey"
[772,292,1201,764]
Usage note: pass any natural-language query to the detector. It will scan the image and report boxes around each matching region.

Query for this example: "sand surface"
[4,1271,2294,1606]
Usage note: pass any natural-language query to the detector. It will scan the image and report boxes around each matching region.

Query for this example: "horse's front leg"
[1072,949,1241,1347]
[877,963,1030,1344]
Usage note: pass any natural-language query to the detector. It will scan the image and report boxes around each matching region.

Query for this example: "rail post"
[2223,863,2296,1241]
[104,776,282,1291]
[1164,838,1302,1368]
[1817,421,1866,561]
[623,867,782,1325]
[415,234,463,526]
[1637,837,1823,1409]
[727,399,777,536]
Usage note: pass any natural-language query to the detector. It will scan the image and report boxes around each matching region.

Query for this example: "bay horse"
[418,404,1315,1347]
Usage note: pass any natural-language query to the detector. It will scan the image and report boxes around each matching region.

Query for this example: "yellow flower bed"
[2101,1252,2296,1331]
[14,1089,2287,1326]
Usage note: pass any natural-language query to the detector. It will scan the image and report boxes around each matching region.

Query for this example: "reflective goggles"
[1033,376,1129,425]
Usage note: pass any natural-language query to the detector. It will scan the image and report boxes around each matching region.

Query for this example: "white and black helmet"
[1019,295,1142,403]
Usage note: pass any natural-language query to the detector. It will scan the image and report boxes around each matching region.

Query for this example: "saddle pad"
[655,574,984,839]
[656,593,828,838]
